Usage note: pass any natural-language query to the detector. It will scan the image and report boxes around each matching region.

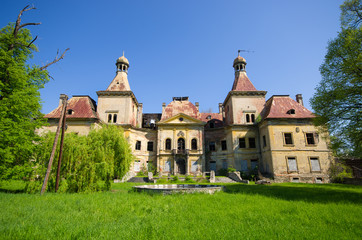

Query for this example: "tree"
[0,6,68,180]
[310,0,362,157]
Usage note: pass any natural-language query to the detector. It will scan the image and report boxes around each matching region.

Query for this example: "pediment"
[158,113,205,125]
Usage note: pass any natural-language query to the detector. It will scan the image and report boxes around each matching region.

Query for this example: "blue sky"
[1,0,343,114]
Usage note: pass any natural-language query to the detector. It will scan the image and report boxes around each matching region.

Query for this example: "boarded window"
[147,141,153,151]
[164,161,171,172]
[210,161,216,171]
[251,159,258,169]
[191,161,198,172]
[135,141,141,150]
[165,139,171,150]
[284,133,293,145]
[221,140,227,151]
[209,142,216,151]
[240,160,248,171]
[134,160,140,172]
[239,138,246,148]
[306,133,317,145]
[191,138,197,150]
[287,157,298,171]
[310,157,321,171]
[249,138,256,148]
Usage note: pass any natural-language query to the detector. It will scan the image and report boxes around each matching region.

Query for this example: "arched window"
[178,138,185,150]
[113,114,117,123]
[191,138,197,150]
[246,114,250,123]
[108,114,112,123]
[165,139,171,150]
[209,122,215,128]
[251,114,255,123]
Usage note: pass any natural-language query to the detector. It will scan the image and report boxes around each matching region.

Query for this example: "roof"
[262,95,314,119]
[44,96,99,119]
[161,99,199,120]
[199,112,224,128]
[231,71,257,91]
[106,72,131,91]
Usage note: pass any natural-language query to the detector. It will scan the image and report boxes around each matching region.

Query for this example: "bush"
[329,160,353,183]
[217,168,228,176]
[27,125,133,193]
[227,166,236,172]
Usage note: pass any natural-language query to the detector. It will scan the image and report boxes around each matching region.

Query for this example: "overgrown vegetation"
[0,181,361,239]
[26,125,133,193]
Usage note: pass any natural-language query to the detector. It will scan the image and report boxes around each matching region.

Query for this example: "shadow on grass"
[224,183,362,204]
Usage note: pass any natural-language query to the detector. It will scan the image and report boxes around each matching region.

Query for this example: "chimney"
[195,102,199,111]
[162,102,166,112]
[59,94,67,107]
[296,94,303,106]
[218,103,223,114]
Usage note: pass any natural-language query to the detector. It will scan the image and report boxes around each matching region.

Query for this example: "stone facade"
[43,54,332,183]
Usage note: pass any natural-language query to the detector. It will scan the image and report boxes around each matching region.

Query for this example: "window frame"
[135,140,141,150]
[286,156,298,172]
[191,138,197,150]
[239,138,246,149]
[309,157,321,172]
[283,132,294,146]
[221,140,227,151]
[147,141,154,152]
[165,138,172,150]
[305,132,318,146]
[209,141,216,151]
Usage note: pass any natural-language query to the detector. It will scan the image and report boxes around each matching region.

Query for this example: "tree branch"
[27,36,38,48]
[39,48,70,71]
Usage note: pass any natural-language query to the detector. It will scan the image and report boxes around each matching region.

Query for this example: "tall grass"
[0,182,361,239]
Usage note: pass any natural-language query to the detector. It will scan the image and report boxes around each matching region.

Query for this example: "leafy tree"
[310,0,362,157]
[0,6,69,180]
[26,125,133,193]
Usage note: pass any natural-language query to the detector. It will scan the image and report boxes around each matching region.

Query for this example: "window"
[310,157,321,172]
[222,160,228,169]
[306,133,318,145]
[249,138,256,148]
[135,141,141,150]
[287,109,295,114]
[178,138,185,150]
[191,161,198,172]
[287,157,298,172]
[209,122,215,128]
[240,160,248,171]
[191,138,197,150]
[246,114,250,123]
[134,160,140,172]
[221,140,227,151]
[165,139,171,150]
[262,135,267,147]
[239,138,246,148]
[283,133,293,145]
[251,114,255,123]
[113,114,117,123]
[108,114,112,123]
[251,159,258,169]
[147,141,154,151]
[67,109,73,115]
[164,161,171,172]
[209,142,216,151]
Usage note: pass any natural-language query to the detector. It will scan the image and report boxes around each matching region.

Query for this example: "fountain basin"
[133,184,223,195]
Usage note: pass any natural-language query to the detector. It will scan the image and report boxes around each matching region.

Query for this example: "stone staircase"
[214,177,237,183]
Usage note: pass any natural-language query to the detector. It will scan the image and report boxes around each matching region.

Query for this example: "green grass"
[0,181,361,239]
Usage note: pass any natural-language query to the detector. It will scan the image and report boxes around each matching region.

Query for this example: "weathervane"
[238,49,255,56]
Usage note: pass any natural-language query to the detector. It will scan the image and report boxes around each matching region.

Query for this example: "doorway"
[176,158,186,175]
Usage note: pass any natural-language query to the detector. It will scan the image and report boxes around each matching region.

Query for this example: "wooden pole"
[41,94,68,195]
[55,102,67,192]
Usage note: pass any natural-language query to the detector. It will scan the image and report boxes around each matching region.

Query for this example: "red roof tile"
[199,113,223,122]
[44,96,99,119]
[161,99,199,121]
[231,71,257,91]
[263,95,314,119]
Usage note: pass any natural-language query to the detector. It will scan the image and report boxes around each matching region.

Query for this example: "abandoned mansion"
[43,54,332,183]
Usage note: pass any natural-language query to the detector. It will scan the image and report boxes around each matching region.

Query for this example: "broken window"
[108,114,112,123]
[165,139,171,150]
[147,141,154,151]
[287,157,298,171]
[283,133,293,145]
[135,141,141,150]
[287,109,296,114]
[306,133,318,145]
[239,138,246,148]
[113,114,117,123]
[221,140,227,151]
[209,142,216,151]
[249,138,256,148]
[310,157,321,172]
[191,138,197,150]
[67,109,73,115]
[251,114,255,123]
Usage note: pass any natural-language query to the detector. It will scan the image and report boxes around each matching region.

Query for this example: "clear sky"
[1,0,343,114]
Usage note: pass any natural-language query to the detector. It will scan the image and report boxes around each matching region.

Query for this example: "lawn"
[0,181,361,239]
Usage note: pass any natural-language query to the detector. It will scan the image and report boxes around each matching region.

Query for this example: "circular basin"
[133,184,223,195]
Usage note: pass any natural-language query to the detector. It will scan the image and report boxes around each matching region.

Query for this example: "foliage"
[329,159,353,183]
[227,166,236,172]
[310,0,362,157]
[217,168,228,176]
[184,175,195,183]
[171,175,179,182]
[0,22,49,180]
[1,182,361,239]
[26,125,133,193]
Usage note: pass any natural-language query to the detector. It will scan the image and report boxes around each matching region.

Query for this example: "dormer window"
[67,109,73,115]
[287,109,295,115]
[207,115,211,120]
[209,122,215,128]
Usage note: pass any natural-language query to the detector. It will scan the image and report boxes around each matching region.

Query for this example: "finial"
[122,51,124,57]
[238,50,240,56]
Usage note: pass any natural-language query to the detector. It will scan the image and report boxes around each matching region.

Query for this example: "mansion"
[43,54,332,183]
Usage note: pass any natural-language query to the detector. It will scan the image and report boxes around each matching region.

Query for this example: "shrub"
[329,160,353,183]
[217,168,228,176]
[227,166,236,172]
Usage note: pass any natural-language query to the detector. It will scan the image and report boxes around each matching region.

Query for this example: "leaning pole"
[40,94,68,195]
